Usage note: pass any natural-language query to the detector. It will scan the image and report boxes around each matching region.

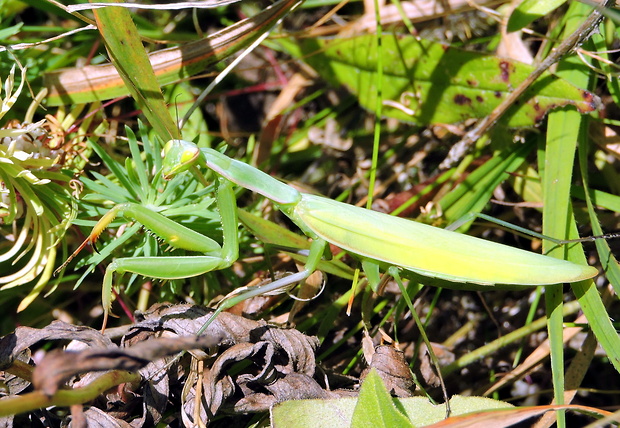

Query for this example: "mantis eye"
[180,149,197,165]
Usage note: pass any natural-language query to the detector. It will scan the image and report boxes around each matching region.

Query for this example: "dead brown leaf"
[0,304,356,427]
[361,344,415,398]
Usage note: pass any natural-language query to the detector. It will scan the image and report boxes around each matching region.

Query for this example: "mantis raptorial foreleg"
[56,177,240,329]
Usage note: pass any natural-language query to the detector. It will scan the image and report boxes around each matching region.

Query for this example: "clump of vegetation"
[0,0,619,426]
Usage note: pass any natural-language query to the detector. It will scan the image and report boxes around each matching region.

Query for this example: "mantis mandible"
[61,139,599,330]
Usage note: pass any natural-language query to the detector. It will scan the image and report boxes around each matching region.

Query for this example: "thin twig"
[67,0,242,12]
[439,0,612,169]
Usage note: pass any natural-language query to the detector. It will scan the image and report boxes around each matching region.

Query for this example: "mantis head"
[162,139,201,180]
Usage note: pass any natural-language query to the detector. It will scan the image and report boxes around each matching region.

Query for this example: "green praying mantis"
[58,139,599,331]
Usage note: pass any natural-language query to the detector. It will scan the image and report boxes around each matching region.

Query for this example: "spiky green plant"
[64,124,230,314]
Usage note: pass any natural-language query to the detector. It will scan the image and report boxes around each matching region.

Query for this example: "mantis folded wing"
[161,140,597,331]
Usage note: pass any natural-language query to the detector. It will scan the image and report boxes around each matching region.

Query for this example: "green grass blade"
[125,128,151,202]
[364,0,383,210]
[81,173,133,204]
[88,140,140,202]
[571,186,620,212]
[440,138,535,227]
[577,125,620,373]
[542,2,601,422]
[137,122,163,175]
[92,1,179,141]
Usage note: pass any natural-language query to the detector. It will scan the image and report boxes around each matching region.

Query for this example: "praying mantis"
[60,139,599,331]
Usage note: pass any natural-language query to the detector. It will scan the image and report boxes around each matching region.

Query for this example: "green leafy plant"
[0,64,73,311]
[272,369,611,427]
[1,0,620,426]
[62,124,228,315]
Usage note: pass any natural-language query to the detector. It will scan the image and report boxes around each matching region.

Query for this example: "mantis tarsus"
[59,139,598,331]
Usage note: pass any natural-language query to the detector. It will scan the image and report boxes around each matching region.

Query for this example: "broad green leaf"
[271,392,515,427]
[272,393,609,427]
[507,0,568,32]
[351,369,412,428]
[279,34,600,127]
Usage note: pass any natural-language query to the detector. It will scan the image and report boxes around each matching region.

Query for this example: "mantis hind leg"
[195,238,328,335]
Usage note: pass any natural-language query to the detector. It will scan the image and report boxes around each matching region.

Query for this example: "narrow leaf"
[507,0,568,32]
[280,34,600,127]
[92,0,179,141]
[440,138,534,225]
[351,369,413,428]
[44,0,303,107]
